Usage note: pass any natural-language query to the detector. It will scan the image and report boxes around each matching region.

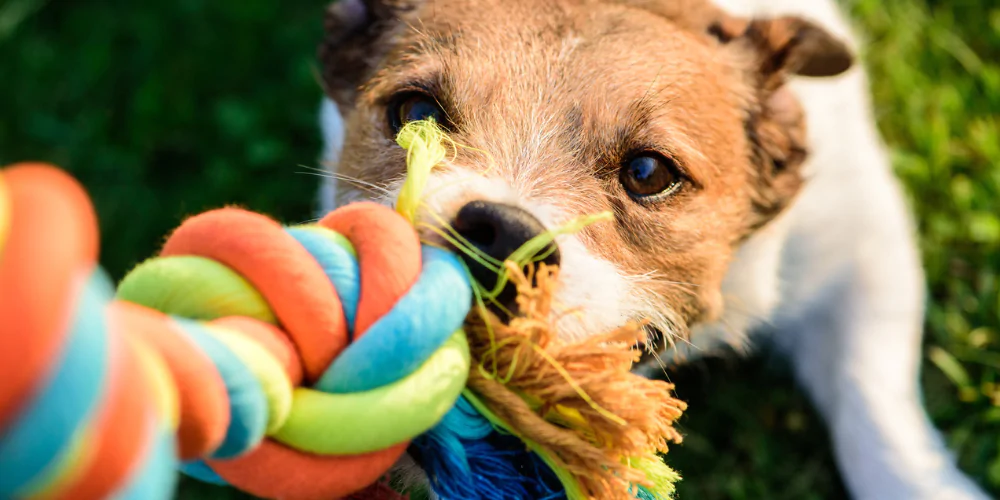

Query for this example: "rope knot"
[118,202,474,499]
[0,163,472,500]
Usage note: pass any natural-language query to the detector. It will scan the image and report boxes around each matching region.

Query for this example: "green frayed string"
[630,456,680,500]
[481,211,613,302]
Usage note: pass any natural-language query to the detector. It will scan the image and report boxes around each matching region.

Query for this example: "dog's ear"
[714,16,853,231]
[728,17,854,82]
[319,0,419,108]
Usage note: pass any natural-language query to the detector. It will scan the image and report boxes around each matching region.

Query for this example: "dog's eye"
[620,154,684,199]
[389,93,446,133]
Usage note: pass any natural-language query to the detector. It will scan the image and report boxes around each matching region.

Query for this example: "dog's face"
[320,0,851,344]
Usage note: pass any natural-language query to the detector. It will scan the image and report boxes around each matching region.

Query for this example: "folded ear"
[714,16,854,230]
[735,16,853,83]
[318,0,419,108]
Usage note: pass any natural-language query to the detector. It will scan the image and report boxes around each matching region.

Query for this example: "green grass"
[0,0,325,279]
[1,0,996,498]
[862,0,1000,490]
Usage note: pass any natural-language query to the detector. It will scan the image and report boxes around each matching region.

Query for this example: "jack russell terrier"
[315,0,988,498]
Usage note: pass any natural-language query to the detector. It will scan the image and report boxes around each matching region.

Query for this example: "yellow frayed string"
[395,120,453,223]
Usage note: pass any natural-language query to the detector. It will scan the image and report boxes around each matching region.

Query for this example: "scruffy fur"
[316,0,989,498]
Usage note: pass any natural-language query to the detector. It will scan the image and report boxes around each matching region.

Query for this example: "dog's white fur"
[317,0,988,497]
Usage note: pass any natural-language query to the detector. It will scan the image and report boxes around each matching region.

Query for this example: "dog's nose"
[452,200,560,312]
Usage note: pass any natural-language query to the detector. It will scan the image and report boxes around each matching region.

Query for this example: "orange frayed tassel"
[464,262,687,500]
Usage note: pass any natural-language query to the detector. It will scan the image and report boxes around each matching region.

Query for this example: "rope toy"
[0,121,687,500]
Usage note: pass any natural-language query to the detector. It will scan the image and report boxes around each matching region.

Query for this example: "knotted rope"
[0,163,471,500]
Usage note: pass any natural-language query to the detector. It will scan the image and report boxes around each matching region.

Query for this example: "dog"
[315,0,988,498]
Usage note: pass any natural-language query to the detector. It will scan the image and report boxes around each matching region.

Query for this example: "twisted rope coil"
[0,163,472,500]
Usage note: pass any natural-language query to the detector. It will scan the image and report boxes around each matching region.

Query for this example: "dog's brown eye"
[620,154,684,199]
[389,93,446,133]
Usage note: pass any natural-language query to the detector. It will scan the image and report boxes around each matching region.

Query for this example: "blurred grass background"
[0,0,996,498]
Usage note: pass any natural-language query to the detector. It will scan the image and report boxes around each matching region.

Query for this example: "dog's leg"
[703,2,988,496]
[774,252,987,500]
[767,71,989,498]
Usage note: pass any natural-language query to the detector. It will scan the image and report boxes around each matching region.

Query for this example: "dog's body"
[317,0,988,498]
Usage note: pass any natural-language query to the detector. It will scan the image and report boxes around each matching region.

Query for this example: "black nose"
[452,200,560,313]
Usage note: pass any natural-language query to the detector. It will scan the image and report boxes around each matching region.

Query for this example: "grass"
[861,0,1000,490]
[0,0,996,498]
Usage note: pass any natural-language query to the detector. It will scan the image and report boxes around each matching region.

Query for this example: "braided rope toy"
[0,122,687,500]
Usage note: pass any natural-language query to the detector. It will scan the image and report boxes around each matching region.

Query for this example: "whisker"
[296,164,331,174]
[294,171,334,179]
[327,175,394,195]
[295,170,395,198]
[295,164,394,193]
[294,172,386,198]
[643,346,671,379]
[630,270,702,289]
